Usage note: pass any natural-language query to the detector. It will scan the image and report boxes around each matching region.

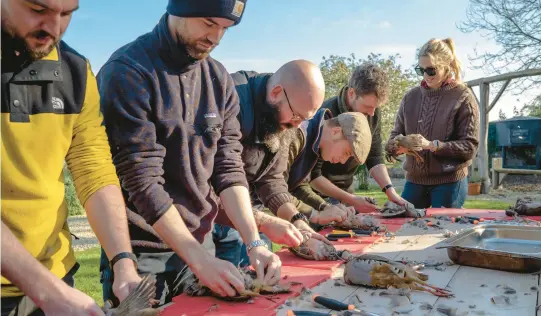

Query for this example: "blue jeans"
[401,177,468,209]
[213,224,272,267]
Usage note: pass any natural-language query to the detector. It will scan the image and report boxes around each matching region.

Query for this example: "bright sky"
[64,0,540,122]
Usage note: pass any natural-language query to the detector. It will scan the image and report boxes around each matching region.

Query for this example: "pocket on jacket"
[429,154,467,175]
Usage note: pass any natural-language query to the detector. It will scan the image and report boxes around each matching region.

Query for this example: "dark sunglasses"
[414,66,437,76]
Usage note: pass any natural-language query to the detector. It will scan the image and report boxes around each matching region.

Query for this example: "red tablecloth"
[161,209,540,316]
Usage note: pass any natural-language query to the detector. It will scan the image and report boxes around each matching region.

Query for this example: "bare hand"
[348,195,379,213]
[112,260,143,302]
[248,246,282,286]
[310,205,349,225]
[190,252,246,297]
[258,214,303,247]
[303,238,331,261]
[293,220,332,245]
[41,285,105,316]
[386,188,407,206]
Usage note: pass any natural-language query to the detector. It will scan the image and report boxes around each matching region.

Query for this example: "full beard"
[259,100,297,155]
[2,22,58,60]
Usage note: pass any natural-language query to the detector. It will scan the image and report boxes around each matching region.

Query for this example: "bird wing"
[108,274,157,316]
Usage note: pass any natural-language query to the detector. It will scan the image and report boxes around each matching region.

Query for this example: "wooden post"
[478,83,491,194]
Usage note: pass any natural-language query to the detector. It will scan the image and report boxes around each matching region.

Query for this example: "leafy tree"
[319,53,418,147]
[520,94,541,117]
[458,0,541,91]
[498,109,507,120]
[319,53,418,190]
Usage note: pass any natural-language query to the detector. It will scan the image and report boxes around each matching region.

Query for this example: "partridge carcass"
[385,134,425,163]
[379,201,426,218]
[103,274,161,316]
[185,267,296,302]
[334,207,380,231]
[343,254,452,297]
[289,232,351,261]
[507,197,541,216]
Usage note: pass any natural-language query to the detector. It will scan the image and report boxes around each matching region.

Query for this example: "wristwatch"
[317,202,330,211]
[382,184,393,193]
[109,252,138,270]
[245,239,268,253]
[430,140,440,152]
[290,212,309,225]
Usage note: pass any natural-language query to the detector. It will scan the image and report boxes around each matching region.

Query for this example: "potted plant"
[468,174,482,195]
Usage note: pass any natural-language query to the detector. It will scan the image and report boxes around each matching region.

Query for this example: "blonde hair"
[418,38,462,82]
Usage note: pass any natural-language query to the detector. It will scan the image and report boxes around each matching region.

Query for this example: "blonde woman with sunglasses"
[386,38,480,209]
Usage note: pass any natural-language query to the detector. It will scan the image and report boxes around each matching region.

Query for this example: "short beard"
[177,33,214,60]
[259,98,296,154]
[2,23,58,60]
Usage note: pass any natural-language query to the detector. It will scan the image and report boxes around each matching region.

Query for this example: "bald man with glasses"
[212,60,351,267]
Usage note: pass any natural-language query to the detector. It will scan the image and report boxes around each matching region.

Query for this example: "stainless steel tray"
[434,224,541,273]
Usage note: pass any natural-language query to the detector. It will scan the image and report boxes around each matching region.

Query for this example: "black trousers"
[1,263,79,316]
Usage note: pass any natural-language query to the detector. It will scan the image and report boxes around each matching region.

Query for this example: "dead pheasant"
[343,254,453,297]
[185,267,297,302]
[333,205,380,231]
[379,201,426,218]
[385,134,425,163]
[103,274,161,316]
[289,230,350,261]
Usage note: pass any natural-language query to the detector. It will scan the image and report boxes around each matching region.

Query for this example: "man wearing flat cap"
[97,0,281,306]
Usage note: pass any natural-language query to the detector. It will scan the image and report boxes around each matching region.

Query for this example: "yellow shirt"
[1,43,120,297]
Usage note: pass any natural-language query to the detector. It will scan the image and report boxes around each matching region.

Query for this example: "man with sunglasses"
[301,63,407,213]
[212,60,348,267]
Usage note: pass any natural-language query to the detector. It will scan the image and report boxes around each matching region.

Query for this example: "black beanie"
[167,0,247,25]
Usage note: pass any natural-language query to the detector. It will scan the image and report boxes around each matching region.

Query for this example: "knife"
[312,294,356,311]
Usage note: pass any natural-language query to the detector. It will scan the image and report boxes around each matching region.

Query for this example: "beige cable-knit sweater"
[388,82,480,185]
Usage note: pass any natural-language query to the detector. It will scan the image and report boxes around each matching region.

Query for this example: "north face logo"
[52,97,64,110]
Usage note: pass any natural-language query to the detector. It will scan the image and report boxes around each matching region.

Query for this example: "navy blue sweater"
[97,14,248,247]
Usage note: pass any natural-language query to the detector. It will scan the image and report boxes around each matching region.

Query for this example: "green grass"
[74,247,103,304]
[356,185,511,210]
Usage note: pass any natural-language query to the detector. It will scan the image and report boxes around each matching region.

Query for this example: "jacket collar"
[154,13,200,73]
[337,85,351,115]
[2,30,62,82]
[301,108,330,156]
[248,74,272,143]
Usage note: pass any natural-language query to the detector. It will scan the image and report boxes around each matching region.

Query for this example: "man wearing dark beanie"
[97,0,281,307]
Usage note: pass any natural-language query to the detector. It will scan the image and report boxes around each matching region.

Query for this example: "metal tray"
[434,224,541,273]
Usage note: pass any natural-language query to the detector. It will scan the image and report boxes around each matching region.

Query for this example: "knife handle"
[312,294,354,310]
[325,233,352,238]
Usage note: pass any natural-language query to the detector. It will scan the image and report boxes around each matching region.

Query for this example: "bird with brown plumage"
[343,254,453,297]
[385,134,425,164]
[103,274,161,316]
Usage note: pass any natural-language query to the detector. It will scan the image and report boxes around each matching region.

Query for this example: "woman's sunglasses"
[414,66,437,76]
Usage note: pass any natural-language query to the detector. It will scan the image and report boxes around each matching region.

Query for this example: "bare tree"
[458,0,541,91]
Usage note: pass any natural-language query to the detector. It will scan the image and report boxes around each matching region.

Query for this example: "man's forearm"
[152,205,208,268]
[276,202,300,222]
[1,222,66,307]
[310,176,355,204]
[369,164,393,189]
[85,184,137,272]
[219,186,260,244]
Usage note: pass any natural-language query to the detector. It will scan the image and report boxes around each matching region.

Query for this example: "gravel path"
[68,215,99,252]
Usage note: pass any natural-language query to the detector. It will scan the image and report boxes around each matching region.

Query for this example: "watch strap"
[317,202,330,212]
[290,212,309,224]
[381,184,393,193]
[109,252,137,270]
[245,239,268,253]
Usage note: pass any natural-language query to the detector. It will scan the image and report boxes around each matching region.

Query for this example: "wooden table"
[163,209,541,316]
